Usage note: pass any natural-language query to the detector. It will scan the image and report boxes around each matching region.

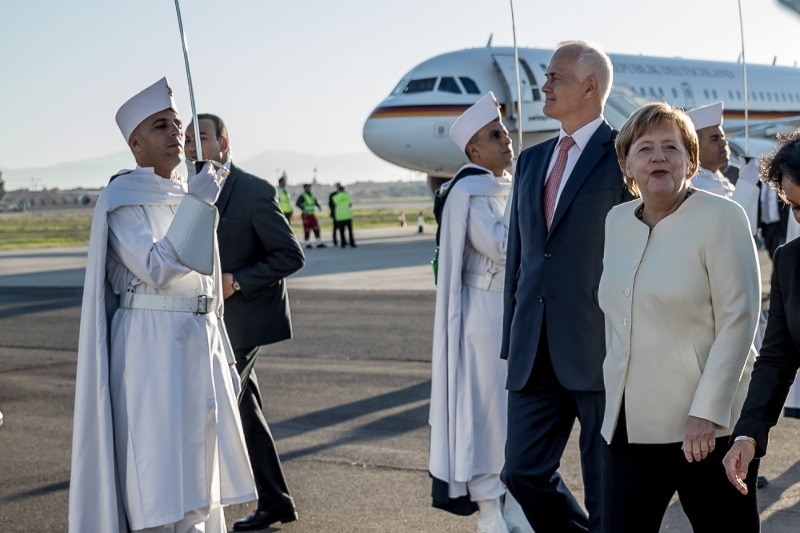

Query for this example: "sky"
[1,0,799,174]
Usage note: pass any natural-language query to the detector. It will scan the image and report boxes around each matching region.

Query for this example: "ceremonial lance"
[173,0,203,162]
[503,0,521,229]
[509,0,523,154]
[172,0,236,368]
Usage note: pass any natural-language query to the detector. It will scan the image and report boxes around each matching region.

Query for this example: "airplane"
[362,46,800,191]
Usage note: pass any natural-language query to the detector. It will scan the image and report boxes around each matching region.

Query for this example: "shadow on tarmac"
[272,380,431,461]
[280,403,429,463]
[0,480,69,503]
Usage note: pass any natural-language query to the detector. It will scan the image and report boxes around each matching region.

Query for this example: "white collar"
[556,116,604,150]
[135,165,179,181]
[459,163,511,180]
[698,166,724,178]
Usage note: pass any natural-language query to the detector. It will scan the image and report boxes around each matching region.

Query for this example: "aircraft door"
[492,54,534,119]
[681,82,696,108]
[491,54,557,132]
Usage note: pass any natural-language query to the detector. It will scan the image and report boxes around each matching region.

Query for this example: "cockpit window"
[403,78,438,93]
[390,77,411,96]
[438,77,462,94]
[459,77,480,94]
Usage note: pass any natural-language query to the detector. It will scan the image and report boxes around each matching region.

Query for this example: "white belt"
[462,272,504,293]
[120,292,217,314]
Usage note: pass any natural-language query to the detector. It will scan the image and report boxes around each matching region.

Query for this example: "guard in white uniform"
[689,102,775,489]
[687,102,760,234]
[429,93,513,533]
[69,78,256,533]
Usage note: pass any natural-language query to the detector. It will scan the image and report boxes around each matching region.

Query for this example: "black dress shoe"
[757,474,769,488]
[233,506,298,531]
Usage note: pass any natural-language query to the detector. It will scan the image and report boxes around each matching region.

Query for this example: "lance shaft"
[174,0,203,161]
[510,0,523,154]
[737,0,749,156]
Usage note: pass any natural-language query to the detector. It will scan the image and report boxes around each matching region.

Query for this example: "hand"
[723,440,756,495]
[187,161,228,204]
[222,273,235,300]
[682,415,716,462]
[738,156,759,186]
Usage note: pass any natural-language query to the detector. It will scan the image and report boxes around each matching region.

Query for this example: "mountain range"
[1,149,415,191]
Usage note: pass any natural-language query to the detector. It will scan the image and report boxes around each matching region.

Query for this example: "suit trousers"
[601,405,760,533]
[761,221,786,259]
[235,346,295,512]
[502,320,605,533]
[336,219,356,247]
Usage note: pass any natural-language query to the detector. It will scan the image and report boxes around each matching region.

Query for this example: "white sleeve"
[731,180,759,236]
[465,197,508,265]
[107,205,192,289]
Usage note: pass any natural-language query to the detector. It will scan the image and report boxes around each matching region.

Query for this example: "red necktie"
[543,136,576,231]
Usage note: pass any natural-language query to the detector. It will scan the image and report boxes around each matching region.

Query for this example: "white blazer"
[598,190,760,444]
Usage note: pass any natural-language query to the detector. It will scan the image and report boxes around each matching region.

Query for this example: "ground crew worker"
[296,184,325,249]
[277,175,294,222]
[328,187,339,246]
[332,183,356,248]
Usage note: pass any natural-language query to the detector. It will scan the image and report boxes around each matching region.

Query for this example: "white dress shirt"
[760,184,781,224]
[544,116,604,209]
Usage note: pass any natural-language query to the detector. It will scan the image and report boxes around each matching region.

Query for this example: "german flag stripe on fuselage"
[723,110,800,120]
[368,104,799,121]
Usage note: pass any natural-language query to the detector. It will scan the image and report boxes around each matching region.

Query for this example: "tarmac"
[0,226,798,532]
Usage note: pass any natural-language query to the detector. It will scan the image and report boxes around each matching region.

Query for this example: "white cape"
[691,167,759,235]
[68,168,255,533]
[429,165,510,498]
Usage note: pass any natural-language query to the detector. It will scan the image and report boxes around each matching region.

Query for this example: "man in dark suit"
[500,41,633,533]
[186,114,305,531]
[724,136,800,496]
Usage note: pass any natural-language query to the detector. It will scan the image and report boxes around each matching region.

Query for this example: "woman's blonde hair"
[615,102,699,196]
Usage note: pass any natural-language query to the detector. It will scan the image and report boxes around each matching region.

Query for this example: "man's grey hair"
[556,40,614,104]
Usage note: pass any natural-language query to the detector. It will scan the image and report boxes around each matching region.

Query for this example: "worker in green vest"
[277,175,294,222]
[296,183,325,249]
[332,183,356,248]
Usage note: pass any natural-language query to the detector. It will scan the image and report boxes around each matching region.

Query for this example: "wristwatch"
[232,279,241,292]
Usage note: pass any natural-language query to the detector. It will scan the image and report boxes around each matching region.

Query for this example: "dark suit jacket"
[501,121,633,392]
[216,163,305,350]
[732,237,800,456]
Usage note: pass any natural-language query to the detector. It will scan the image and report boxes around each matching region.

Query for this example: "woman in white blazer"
[598,102,761,532]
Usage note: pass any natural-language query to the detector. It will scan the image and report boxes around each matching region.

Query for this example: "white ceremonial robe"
[430,165,511,501]
[69,167,256,533]
[691,166,759,235]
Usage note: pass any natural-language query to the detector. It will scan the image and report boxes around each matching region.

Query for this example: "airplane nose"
[362,115,400,164]
[362,102,466,177]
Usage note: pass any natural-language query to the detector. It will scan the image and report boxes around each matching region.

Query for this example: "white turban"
[687,101,723,131]
[450,92,502,152]
[115,77,178,142]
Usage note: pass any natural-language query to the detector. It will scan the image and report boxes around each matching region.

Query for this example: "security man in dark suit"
[186,114,305,531]
[501,41,634,533]
[724,134,800,496]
